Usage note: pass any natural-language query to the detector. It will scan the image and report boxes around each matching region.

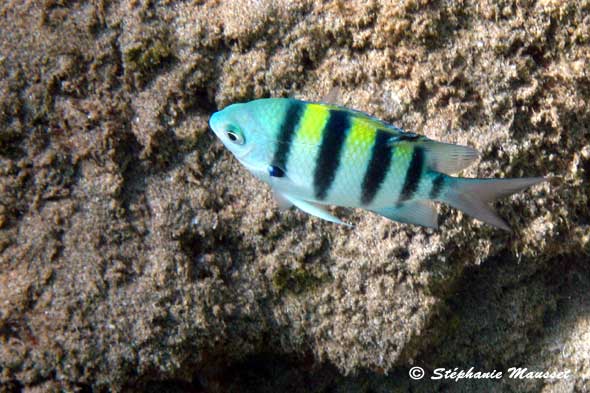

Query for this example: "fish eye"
[225,128,245,145]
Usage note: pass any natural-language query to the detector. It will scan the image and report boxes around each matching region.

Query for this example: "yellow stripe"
[293,103,330,145]
[342,116,377,161]
[394,143,413,160]
[390,142,414,183]
[393,143,414,176]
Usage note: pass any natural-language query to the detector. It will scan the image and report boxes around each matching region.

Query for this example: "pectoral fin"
[282,193,351,226]
[272,190,293,210]
[373,200,438,229]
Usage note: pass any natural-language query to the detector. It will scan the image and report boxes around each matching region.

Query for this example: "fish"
[209,98,545,230]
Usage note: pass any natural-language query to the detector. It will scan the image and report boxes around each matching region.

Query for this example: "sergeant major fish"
[209,98,544,230]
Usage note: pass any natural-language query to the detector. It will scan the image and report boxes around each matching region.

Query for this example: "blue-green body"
[209,98,544,230]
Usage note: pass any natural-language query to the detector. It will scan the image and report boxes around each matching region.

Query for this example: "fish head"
[209,101,277,177]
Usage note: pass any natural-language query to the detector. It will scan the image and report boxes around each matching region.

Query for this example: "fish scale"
[209,97,545,230]
[373,143,414,207]
[325,115,374,206]
[284,103,327,196]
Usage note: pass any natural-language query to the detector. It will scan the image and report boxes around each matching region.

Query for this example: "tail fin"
[442,177,546,231]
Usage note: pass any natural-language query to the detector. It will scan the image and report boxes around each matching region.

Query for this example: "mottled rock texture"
[1,0,589,392]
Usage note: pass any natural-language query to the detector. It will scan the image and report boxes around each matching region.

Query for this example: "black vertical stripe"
[429,173,446,200]
[399,146,424,203]
[360,130,394,205]
[271,100,304,171]
[313,110,351,200]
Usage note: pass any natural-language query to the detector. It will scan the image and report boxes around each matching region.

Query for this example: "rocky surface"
[1,0,589,392]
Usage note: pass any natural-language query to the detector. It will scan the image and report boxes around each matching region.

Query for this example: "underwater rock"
[1,0,589,391]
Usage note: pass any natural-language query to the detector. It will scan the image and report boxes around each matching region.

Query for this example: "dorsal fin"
[389,137,480,174]
[294,98,479,175]
[420,140,480,174]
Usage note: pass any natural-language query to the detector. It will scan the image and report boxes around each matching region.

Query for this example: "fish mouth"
[209,111,221,129]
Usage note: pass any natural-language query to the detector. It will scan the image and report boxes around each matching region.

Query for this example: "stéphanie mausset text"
[431,367,571,382]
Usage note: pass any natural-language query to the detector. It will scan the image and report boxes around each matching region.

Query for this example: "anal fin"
[373,200,438,229]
